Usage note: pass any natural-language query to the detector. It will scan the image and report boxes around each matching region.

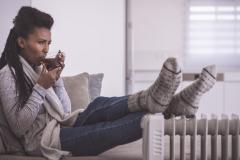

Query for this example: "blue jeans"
[60,96,146,156]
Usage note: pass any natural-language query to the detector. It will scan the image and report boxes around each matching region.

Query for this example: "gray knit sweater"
[0,65,71,156]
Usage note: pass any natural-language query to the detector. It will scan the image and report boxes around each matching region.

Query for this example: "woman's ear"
[17,37,25,49]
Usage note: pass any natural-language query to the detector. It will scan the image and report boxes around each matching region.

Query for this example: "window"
[185,0,240,71]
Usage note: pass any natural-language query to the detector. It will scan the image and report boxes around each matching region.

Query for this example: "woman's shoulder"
[0,65,10,73]
[0,65,15,83]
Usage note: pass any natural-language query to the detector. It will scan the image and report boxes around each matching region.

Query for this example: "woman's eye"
[38,41,51,45]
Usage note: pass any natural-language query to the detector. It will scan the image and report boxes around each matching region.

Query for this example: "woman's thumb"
[41,63,47,74]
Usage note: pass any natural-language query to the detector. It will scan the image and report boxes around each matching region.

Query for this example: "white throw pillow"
[63,72,90,111]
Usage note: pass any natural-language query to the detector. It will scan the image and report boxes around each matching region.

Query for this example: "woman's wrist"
[53,77,64,87]
[33,83,47,99]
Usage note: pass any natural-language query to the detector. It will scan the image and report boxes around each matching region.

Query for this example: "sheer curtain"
[185,0,240,71]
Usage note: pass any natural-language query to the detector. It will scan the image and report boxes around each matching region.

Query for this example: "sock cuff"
[128,92,143,112]
[163,64,182,74]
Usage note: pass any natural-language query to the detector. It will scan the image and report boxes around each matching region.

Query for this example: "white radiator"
[142,113,240,160]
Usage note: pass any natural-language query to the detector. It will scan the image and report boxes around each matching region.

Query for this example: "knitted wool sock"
[128,57,182,113]
[164,65,217,118]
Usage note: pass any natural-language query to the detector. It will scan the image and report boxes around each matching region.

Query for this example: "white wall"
[0,0,31,52]
[31,0,126,96]
[0,0,126,96]
[130,0,185,71]
[129,0,186,93]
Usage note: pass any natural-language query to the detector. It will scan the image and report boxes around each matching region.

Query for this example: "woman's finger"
[51,67,61,77]
[41,63,47,74]
[57,51,65,62]
[52,67,62,80]
[59,62,65,69]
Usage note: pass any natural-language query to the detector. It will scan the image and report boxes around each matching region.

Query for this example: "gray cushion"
[89,73,104,102]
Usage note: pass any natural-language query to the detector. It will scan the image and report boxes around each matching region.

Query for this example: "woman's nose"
[43,44,49,53]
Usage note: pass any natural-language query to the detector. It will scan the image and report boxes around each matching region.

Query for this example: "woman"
[0,6,216,160]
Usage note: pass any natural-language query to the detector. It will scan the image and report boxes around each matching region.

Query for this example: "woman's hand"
[56,51,65,69]
[55,51,65,79]
[37,64,62,89]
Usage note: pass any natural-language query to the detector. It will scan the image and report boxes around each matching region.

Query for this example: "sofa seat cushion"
[0,140,142,160]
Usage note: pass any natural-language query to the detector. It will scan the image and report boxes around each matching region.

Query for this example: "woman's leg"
[74,96,131,126]
[60,111,146,156]
[74,58,181,127]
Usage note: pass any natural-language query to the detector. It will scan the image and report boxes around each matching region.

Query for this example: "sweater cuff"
[33,83,47,99]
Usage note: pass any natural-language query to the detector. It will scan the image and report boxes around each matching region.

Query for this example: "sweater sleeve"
[52,78,71,113]
[0,68,47,137]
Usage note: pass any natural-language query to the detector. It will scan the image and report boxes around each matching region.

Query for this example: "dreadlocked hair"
[0,6,54,108]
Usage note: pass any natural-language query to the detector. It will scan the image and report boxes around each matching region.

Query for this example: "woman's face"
[18,27,51,66]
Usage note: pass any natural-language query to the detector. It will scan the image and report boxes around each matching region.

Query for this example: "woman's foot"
[128,57,182,113]
[163,65,217,118]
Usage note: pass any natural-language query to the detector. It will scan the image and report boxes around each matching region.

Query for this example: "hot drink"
[42,50,64,70]
[42,58,62,70]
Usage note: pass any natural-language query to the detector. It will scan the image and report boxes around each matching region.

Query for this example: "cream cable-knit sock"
[164,65,217,118]
[128,57,182,113]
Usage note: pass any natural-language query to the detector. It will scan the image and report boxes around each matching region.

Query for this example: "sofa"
[0,140,143,160]
[0,72,143,160]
